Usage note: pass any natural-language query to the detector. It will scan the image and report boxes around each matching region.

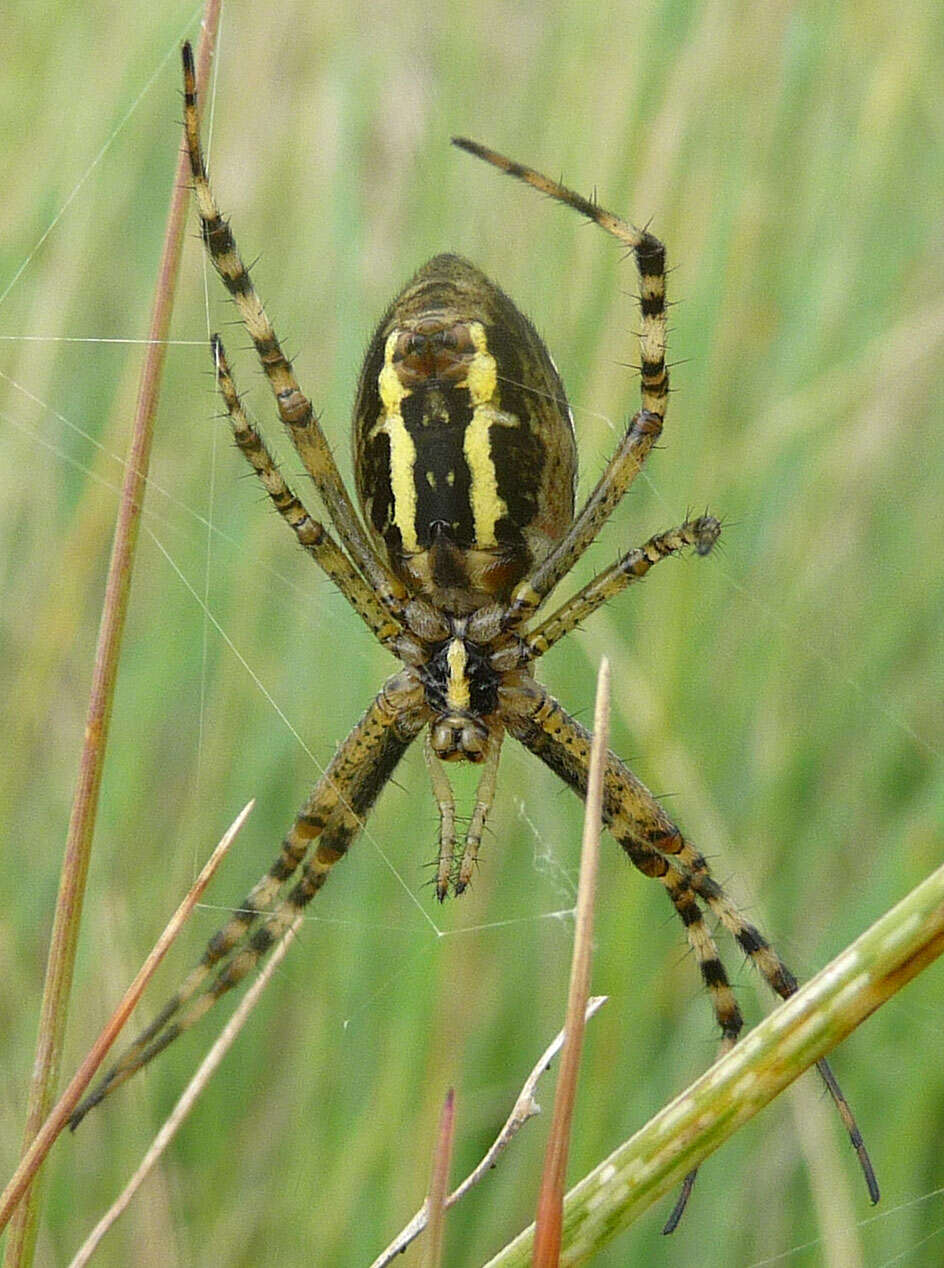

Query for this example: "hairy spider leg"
[212,336,402,646]
[452,138,669,627]
[501,679,879,1223]
[524,516,721,659]
[182,42,407,622]
[70,675,428,1126]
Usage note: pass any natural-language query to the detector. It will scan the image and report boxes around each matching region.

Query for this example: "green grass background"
[1,1,942,1264]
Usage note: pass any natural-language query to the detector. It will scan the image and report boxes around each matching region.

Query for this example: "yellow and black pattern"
[353,254,576,613]
[501,678,878,1218]
[73,44,877,1234]
[451,137,669,421]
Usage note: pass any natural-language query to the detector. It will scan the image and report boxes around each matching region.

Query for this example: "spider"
[71,41,878,1232]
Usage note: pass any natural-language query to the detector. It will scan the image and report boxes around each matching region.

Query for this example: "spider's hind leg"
[70,671,428,1126]
[452,138,670,630]
[212,336,402,648]
[503,678,878,1222]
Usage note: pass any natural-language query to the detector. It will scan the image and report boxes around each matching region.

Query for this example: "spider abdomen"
[353,254,577,614]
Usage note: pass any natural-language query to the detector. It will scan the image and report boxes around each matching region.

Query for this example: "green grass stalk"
[486,855,944,1265]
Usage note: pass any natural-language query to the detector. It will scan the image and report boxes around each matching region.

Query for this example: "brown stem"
[3,8,222,1265]
[533,658,610,1266]
[0,801,250,1235]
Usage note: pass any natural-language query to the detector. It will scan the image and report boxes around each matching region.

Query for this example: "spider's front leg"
[181,43,407,623]
[212,337,402,648]
[500,675,878,1227]
[70,671,429,1126]
[453,138,671,630]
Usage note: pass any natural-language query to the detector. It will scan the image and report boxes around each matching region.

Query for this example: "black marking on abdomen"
[402,386,475,548]
[362,428,394,537]
[483,321,547,529]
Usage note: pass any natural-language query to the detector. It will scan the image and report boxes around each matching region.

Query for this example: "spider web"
[2,7,942,1266]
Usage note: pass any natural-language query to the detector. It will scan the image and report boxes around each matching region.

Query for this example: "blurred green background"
[1,1,942,1264]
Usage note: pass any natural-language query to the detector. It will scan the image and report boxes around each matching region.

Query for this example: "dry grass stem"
[371,996,608,1267]
[2,8,222,1266]
[423,1089,456,1268]
[66,910,304,1268]
[533,657,610,1266]
[0,799,252,1233]
[485,855,944,1266]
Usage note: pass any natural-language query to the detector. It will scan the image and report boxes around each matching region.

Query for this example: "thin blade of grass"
[371,998,608,1268]
[66,909,304,1268]
[2,9,223,1265]
[485,854,944,1266]
[423,1089,456,1268]
[0,799,252,1233]
[533,656,610,1267]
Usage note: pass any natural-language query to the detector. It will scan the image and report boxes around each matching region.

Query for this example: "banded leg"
[213,336,402,647]
[501,677,878,1219]
[660,865,743,1234]
[181,43,407,620]
[503,682,743,1051]
[677,858,879,1203]
[505,681,740,1229]
[70,672,429,1126]
[453,138,669,627]
[524,515,721,659]
[507,408,664,626]
[626,825,879,1209]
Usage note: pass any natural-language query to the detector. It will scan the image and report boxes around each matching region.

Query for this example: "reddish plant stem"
[0,800,249,1235]
[424,1089,457,1268]
[3,9,222,1265]
[532,658,610,1266]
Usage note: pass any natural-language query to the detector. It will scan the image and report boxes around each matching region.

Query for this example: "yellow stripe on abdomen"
[378,330,419,552]
[384,414,419,552]
[463,322,507,548]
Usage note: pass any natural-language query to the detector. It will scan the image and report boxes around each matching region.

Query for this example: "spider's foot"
[662,1166,698,1234]
[693,514,721,556]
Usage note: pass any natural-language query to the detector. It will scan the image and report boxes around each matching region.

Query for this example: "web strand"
[0,3,205,314]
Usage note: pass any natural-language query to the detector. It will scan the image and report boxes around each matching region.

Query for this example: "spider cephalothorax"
[71,41,878,1234]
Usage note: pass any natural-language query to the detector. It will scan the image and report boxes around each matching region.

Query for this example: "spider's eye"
[408,334,427,356]
[438,329,458,350]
